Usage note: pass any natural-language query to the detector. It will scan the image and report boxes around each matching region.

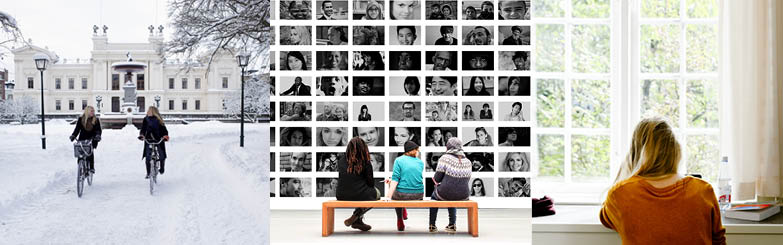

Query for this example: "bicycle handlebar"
[144,138,165,145]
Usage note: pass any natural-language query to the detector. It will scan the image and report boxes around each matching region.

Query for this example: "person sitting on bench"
[429,137,472,234]
[385,140,425,231]
[337,137,380,231]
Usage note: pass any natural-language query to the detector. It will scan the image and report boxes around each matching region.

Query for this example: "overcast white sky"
[1,0,171,78]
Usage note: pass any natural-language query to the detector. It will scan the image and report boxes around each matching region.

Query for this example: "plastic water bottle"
[718,156,732,212]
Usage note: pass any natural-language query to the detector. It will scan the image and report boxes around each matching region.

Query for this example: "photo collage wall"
[270,0,532,209]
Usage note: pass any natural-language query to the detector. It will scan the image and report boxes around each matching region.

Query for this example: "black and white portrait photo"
[353,102,385,121]
[316,0,348,20]
[390,0,422,20]
[499,25,530,45]
[425,51,458,70]
[463,102,494,121]
[462,25,493,45]
[354,127,385,146]
[352,77,385,96]
[316,178,339,197]
[316,127,350,147]
[390,102,422,121]
[463,127,494,147]
[425,1,457,20]
[462,76,494,96]
[280,178,312,197]
[353,0,385,20]
[388,76,421,96]
[316,25,348,45]
[498,76,531,96]
[499,178,530,197]
[271,127,276,146]
[462,0,495,20]
[316,76,349,96]
[499,152,530,172]
[370,153,385,172]
[315,102,348,121]
[279,101,312,121]
[426,26,458,45]
[281,0,313,20]
[462,51,494,70]
[389,25,420,45]
[466,152,494,172]
[470,178,494,197]
[425,152,443,172]
[316,51,349,70]
[499,101,530,121]
[280,51,312,71]
[499,51,530,71]
[498,0,530,20]
[271,153,276,172]
[353,26,385,45]
[425,127,458,146]
[425,76,458,96]
[280,152,312,172]
[389,51,421,70]
[280,127,312,146]
[279,76,312,96]
[353,51,386,70]
[316,152,345,172]
[498,127,531,147]
[389,127,421,147]
[270,76,277,96]
[270,178,276,197]
[425,101,458,121]
[280,26,312,45]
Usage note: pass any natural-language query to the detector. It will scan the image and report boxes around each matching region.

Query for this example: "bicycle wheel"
[77,160,85,198]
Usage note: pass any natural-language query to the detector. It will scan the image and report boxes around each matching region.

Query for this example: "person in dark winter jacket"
[70,106,102,173]
[138,106,170,179]
[336,137,380,231]
[429,137,472,234]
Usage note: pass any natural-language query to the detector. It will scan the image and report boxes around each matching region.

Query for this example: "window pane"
[641,0,680,18]
[687,134,720,183]
[572,24,610,73]
[536,24,565,72]
[687,79,719,128]
[641,79,680,127]
[572,135,610,181]
[533,0,565,18]
[537,79,565,128]
[572,79,610,128]
[686,24,717,72]
[572,0,610,18]
[641,24,680,73]
[538,134,565,178]
[687,0,718,18]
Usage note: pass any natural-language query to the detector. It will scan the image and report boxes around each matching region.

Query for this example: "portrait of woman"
[503,152,529,172]
[465,76,491,96]
[390,0,420,20]
[281,26,312,45]
[463,105,476,121]
[471,178,486,197]
[426,127,445,146]
[358,104,372,121]
[463,127,493,146]
[284,51,309,70]
[317,127,349,146]
[280,127,312,146]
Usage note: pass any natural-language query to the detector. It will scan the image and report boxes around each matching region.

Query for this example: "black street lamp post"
[237,53,249,147]
[33,53,49,150]
[154,95,161,108]
[96,95,102,113]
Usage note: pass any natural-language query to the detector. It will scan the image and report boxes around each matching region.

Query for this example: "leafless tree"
[223,74,271,122]
[0,10,28,60]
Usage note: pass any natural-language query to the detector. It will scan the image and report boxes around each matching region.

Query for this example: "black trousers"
[80,155,95,170]
[145,158,166,175]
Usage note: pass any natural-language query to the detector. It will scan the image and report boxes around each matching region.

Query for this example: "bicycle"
[144,137,165,195]
[73,140,94,198]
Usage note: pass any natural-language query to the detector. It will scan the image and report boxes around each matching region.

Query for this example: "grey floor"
[270,208,531,244]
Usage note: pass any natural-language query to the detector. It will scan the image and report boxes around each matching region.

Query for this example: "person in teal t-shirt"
[385,140,424,231]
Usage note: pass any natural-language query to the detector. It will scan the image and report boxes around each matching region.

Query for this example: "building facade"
[12,28,243,117]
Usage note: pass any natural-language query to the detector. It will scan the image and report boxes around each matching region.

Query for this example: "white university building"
[11,26,243,118]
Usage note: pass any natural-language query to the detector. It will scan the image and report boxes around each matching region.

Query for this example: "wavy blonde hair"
[614,117,681,184]
[81,106,97,131]
[147,106,165,126]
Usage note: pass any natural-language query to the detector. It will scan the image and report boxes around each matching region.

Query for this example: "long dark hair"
[472,178,486,196]
[346,137,371,174]
[286,51,307,70]
[466,76,489,95]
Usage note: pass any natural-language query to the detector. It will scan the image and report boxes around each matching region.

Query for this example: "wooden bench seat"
[322,200,479,237]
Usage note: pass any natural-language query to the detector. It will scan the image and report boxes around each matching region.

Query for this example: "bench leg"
[468,207,478,237]
[322,207,334,237]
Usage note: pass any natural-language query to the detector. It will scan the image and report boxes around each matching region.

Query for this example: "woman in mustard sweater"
[600,118,726,244]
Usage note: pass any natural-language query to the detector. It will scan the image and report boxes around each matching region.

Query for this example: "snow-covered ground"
[0,120,270,244]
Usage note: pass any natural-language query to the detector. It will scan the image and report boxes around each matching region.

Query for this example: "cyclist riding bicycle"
[70,106,102,174]
[138,106,170,179]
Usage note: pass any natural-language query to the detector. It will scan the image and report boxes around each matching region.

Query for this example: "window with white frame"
[531,0,719,203]
[81,78,88,89]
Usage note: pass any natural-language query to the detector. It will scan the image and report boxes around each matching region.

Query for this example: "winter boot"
[397,218,405,231]
[350,218,372,231]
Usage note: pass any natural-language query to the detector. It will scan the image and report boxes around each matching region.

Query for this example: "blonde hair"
[147,106,165,126]
[81,106,97,131]
[614,117,681,184]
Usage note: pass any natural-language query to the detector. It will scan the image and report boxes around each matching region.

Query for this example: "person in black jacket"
[70,106,102,174]
[138,106,170,179]
[337,137,380,231]
[281,76,311,96]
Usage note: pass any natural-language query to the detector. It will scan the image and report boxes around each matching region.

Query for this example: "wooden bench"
[322,200,479,237]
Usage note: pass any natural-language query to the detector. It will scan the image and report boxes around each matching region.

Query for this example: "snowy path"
[0,122,270,244]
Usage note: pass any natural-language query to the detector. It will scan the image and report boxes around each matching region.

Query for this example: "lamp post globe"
[33,53,49,150]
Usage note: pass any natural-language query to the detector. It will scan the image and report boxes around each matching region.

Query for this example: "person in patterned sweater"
[428,137,472,234]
